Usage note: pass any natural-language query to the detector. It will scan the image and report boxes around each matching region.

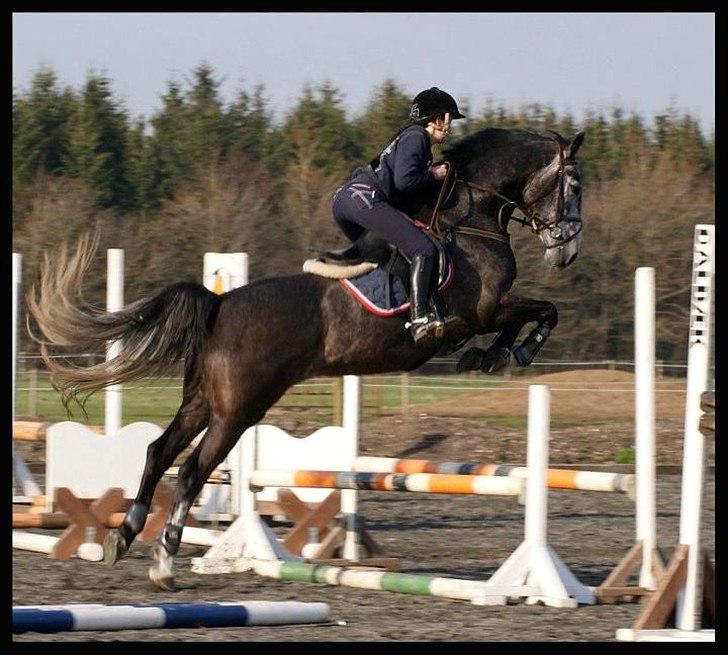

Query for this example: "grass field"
[14,368,688,431]
[14,370,509,426]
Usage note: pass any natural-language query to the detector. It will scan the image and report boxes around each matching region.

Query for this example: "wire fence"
[14,352,713,427]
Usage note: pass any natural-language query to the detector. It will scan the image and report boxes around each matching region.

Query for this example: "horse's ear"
[567,131,585,158]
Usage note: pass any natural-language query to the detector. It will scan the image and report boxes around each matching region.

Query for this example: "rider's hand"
[430,164,449,181]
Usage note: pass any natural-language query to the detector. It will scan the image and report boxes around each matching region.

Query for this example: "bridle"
[429,138,583,250]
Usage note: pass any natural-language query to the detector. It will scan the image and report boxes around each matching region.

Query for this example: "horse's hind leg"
[148,411,257,590]
[103,399,209,565]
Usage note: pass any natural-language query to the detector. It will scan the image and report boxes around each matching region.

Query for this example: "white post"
[105,249,124,436]
[341,375,361,561]
[524,384,549,547]
[676,224,714,631]
[481,384,595,607]
[12,253,42,499]
[241,426,258,545]
[203,253,249,294]
[12,253,20,423]
[201,252,249,517]
[635,267,657,590]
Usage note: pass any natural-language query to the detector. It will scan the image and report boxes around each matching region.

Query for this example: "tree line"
[13,63,714,365]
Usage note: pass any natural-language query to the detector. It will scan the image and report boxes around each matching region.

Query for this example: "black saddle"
[320,230,449,292]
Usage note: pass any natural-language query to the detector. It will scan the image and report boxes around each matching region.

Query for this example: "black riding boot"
[406,254,444,343]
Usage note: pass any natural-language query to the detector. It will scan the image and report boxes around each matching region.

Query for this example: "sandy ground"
[12,370,715,643]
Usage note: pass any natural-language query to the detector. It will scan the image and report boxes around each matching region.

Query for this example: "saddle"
[303,228,452,317]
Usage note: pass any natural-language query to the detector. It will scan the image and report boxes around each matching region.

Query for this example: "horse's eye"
[569,180,581,192]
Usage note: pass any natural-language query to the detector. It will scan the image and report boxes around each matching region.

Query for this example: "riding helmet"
[409,87,466,121]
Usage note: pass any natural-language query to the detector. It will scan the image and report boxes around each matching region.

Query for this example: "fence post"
[376,377,384,416]
[28,367,38,418]
[400,372,410,413]
[332,377,343,426]
[105,249,124,436]
[635,267,657,590]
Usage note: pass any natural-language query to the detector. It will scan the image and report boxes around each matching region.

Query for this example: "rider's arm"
[392,130,436,194]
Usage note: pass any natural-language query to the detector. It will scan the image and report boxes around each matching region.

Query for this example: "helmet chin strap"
[431,112,452,139]
[440,112,452,135]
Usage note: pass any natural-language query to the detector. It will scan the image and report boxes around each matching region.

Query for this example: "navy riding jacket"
[357,124,438,215]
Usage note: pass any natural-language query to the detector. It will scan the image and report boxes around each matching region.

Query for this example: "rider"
[332,87,466,343]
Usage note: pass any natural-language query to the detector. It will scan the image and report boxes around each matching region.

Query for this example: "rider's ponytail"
[368,113,447,170]
[368,119,417,170]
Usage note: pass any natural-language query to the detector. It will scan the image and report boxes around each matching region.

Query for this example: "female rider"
[332,87,466,343]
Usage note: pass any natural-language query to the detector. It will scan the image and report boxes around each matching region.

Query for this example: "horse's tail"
[27,231,222,412]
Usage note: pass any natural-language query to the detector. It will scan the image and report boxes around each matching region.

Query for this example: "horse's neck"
[442,181,508,234]
[441,181,517,276]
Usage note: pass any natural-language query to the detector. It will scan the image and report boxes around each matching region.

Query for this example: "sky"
[12,12,716,134]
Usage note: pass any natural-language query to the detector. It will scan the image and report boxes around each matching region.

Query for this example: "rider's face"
[429,113,452,144]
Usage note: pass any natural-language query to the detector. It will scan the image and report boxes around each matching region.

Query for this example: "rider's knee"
[409,240,437,263]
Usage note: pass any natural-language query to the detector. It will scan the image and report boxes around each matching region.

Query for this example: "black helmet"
[409,87,465,121]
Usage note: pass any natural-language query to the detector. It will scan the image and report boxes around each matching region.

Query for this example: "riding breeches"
[332,179,436,263]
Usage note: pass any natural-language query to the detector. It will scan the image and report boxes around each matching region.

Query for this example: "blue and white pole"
[13,601,331,633]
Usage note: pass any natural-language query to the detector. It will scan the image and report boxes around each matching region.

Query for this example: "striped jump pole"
[243,386,592,608]
[251,559,537,605]
[249,469,524,497]
[353,456,634,495]
[13,601,331,633]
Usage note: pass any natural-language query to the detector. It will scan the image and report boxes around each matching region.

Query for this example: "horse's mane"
[443,128,557,180]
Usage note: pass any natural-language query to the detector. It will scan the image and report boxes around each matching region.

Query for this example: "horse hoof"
[149,568,177,591]
[455,347,485,373]
[103,530,128,566]
[513,344,532,367]
[149,543,177,591]
[481,347,511,374]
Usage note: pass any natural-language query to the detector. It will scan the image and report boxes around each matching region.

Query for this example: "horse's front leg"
[456,294,558,373]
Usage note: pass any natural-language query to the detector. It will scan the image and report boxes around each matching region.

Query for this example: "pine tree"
[351,78,411,164]
[185,62,226,168]
[149,79,194,199]
[13,67,75,184]
[225,83,272,164]
[63,71,131,208]
[125,119,166,211]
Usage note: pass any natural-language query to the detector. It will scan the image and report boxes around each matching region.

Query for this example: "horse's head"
[522,131,585,268]
[442,127,586,268]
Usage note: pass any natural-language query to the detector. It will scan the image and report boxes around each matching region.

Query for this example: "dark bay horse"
[28,127,585,589]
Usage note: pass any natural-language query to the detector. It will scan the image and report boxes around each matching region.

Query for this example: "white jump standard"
[616,224,715,642]
[193,383,595,608]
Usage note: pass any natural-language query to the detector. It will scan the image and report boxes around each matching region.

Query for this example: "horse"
[28,126,585,590]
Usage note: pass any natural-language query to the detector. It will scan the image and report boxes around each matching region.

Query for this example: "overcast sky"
[12,12,715,133]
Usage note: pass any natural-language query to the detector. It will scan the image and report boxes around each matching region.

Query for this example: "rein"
[427,139,582,250]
